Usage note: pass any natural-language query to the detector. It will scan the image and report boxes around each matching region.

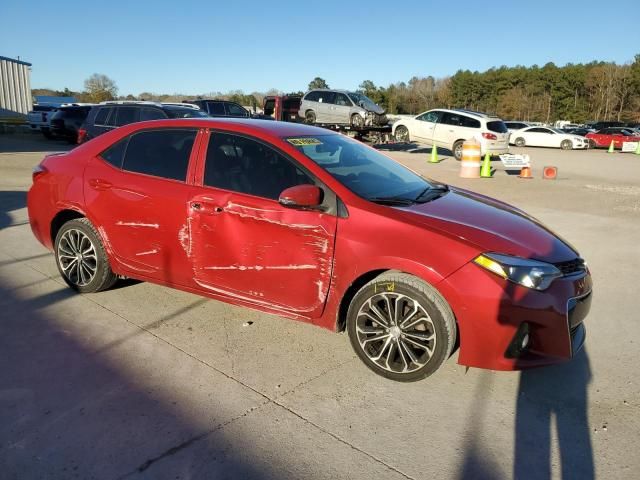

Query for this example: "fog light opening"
[506,322,531,358]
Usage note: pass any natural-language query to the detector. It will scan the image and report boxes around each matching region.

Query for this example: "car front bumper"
[437,261,592,371]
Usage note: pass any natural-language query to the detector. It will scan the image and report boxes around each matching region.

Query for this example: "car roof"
[120,118,339,138]
[308,89,354,94]
[425,108,501,120]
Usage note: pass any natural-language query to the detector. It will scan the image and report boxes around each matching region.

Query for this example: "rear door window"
[459,115,480,128]
[121,129,197,181]
[140,108,166,121]
[318,91,336,104]
[208,102,225,115]
[115,107,140,126]
[100,138,129,168]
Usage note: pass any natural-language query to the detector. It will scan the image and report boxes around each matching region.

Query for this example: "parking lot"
[1,133,639,479]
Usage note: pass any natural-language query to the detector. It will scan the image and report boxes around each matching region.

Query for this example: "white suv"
[392,109,510,160]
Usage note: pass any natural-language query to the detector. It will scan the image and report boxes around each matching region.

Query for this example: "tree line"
[33,55,640,123]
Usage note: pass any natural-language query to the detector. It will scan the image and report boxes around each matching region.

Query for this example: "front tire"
[351,114,364,129]
[346,272,456,382]
[54,218,117,293]
[514,137,526,147]
[394,125,410,143]
[560,139,573,150]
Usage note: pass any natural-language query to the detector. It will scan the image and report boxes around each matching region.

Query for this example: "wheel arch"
[336,269,388,332]
[335,266,457,337]
[50,209,86,245]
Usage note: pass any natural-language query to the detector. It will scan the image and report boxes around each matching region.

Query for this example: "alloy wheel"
[57,228,98,287]
[355,292,437,374]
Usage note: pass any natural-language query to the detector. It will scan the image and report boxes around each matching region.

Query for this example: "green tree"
[308,77,329,90]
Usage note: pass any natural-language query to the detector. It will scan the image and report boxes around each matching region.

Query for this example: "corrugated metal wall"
[0,56,33,118]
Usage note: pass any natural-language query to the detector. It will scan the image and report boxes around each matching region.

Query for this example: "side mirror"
[279,184,323,209]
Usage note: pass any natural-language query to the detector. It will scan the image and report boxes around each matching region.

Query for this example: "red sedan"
[27,119,592,381]
[585,127,640,148]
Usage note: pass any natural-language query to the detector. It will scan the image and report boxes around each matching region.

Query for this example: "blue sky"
[2,0,638,96]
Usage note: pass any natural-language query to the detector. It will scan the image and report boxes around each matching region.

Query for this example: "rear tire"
[514,137,526,147]
[453,140,464,161]
[305,110,316,124]
[54,218,117,293]
[346,272,456,382]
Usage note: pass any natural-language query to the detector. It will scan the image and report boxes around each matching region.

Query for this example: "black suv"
[184,99,250,118]
[79,101,209,143]
[49,105,93,144]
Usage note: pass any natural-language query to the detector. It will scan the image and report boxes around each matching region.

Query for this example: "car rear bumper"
[437,261,592,371]
[481,144,509,155]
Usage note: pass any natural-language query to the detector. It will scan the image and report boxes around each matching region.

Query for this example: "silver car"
[298,89,387,128]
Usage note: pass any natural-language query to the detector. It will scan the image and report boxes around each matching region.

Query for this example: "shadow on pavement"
[456,371,503,479]
[374,142,453,156]
[0,279,269,479]
[514,349,594,480]
[0,190,27,230]
[0,133,73,154]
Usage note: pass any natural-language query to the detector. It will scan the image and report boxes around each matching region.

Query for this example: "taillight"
[32,164,48,182]
[77,128,87,144]
[482,132,497,140]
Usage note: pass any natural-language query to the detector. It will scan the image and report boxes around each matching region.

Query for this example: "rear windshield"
[58,107,91,118]
[33,105,56,112]
[487,121,508,133]
[164,107,209,118]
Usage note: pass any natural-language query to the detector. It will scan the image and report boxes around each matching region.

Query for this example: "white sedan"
[510,126,589,149]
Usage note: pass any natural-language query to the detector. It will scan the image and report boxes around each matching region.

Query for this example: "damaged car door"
[186,131,338,316]
[84,128,198,284]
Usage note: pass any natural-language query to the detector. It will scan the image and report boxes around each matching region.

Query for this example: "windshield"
[287,134,438,203]
[165,107,209,118]
[347,92,379,110]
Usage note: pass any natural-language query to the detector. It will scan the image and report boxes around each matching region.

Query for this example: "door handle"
[88,179,112,191]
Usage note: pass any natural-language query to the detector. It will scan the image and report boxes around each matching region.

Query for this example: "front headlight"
[473,253,562,291]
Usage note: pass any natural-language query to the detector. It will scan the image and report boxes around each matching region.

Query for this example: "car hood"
[397,187,578,263]
[358,103,385,115]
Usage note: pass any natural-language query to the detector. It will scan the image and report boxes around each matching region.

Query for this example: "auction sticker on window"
[287,138,323,146]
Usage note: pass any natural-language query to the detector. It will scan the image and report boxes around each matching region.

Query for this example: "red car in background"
[27,119,592,381]
[585,127,640,148]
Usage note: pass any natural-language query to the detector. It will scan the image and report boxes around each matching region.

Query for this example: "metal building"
[0,55,33,119]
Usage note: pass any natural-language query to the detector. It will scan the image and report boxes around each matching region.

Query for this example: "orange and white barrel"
[459,138,481,178]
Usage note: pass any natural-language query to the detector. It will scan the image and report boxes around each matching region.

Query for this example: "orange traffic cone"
[518,166,533,179]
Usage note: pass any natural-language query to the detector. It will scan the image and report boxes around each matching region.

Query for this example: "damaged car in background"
[298,89,387,128]
[28,119,592,382]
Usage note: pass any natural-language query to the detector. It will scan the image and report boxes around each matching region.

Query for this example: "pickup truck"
[27,105,59,138]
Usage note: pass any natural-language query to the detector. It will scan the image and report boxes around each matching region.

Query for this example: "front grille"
[374,114,388,126]
[554,258,586,276]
